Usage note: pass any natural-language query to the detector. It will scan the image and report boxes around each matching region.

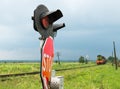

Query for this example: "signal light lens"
[41,16,49,29]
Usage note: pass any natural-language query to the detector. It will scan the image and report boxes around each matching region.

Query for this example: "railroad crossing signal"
[32,4,65,39]
[32,4,65,89]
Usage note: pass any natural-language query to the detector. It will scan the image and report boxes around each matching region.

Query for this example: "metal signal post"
[32,4,65,89]
[40,36,54,89]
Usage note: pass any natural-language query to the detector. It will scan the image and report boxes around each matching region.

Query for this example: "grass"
[0,62,120,89]
[59,64,120,89]
[0,63,40,74]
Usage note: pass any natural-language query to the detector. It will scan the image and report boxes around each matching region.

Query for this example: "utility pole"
[56,52,61,65]
[113,41,118,70]
[112,51,114,66]
[85,55,89,64]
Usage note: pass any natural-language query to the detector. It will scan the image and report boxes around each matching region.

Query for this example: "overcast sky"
[0,0,120,61]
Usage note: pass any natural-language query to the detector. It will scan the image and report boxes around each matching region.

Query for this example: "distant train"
[96,55,107,65]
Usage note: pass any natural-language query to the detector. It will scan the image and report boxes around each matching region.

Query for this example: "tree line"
[78,55,120,64]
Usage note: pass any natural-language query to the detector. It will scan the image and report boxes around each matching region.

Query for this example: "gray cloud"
[0,0,120,60]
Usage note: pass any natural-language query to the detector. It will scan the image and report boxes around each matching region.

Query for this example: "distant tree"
[107,56,114,63]
[107,56,119,66]
[79,56,85,63]
[118,60,120,67]
[55,60,58,64]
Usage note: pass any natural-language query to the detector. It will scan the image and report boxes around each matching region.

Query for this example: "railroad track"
[0,65,97,78]
[0,71,40,78]
[55,65,97,71]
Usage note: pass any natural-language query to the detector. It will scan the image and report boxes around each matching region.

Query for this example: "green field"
[0,62,120,89]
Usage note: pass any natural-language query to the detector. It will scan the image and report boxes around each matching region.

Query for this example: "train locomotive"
[96,55,107,65]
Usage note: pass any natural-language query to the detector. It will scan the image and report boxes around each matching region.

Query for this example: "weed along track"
[0,64,98,78]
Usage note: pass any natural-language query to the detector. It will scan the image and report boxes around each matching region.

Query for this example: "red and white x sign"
[41,36,54,89]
